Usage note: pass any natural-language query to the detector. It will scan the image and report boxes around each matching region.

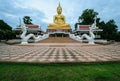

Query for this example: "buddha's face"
[57,8,62,14]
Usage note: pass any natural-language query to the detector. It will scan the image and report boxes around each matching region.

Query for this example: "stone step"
[37,37,80,43]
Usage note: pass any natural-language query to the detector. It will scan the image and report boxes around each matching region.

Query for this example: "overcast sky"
[0,0,120,31]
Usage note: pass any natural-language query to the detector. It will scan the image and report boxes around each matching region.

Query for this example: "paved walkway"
[0,43,120,63]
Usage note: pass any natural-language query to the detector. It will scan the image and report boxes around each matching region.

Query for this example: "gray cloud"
[0,0,47,31]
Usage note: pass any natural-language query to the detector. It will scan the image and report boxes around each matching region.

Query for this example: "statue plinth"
[47,24,71,33]
[48,26,71,29]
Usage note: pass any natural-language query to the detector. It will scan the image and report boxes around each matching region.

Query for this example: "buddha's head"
[57,3,62,14]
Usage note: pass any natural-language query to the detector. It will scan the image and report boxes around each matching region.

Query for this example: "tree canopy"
[98,20,118,40]
[0,20,12,30]
[0,20,14,40]
[78,9,98,25]
[23,16,33,24]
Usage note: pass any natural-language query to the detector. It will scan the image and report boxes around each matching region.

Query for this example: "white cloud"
[13,0,57,23]
[3,13,17,19]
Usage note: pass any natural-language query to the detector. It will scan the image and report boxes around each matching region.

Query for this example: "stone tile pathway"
[0,43,120,63]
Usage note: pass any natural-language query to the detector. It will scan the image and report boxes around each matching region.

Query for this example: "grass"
[0,62,120,81]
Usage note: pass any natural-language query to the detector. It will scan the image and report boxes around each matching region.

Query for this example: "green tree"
[23,16,33,24]
[115,31,120,41]
[0,20,12,30]
[99,20,118,40]
[75,9,100,30]
[78,9,98,25]
[0,20,13,40]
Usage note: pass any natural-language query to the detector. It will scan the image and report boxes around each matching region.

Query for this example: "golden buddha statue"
[48,3,71,29]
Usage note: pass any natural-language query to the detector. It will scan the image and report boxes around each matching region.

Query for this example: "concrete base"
[82,39,108,44]
[21,42,28,44]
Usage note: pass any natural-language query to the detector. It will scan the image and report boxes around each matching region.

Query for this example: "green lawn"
[0,62,120,81]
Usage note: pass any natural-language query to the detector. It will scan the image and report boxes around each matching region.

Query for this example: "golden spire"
[57,2,62,10]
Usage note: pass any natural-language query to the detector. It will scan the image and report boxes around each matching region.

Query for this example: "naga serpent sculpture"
[80,16,98,44]
[69,16,97,44]
[20,23,37,44]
